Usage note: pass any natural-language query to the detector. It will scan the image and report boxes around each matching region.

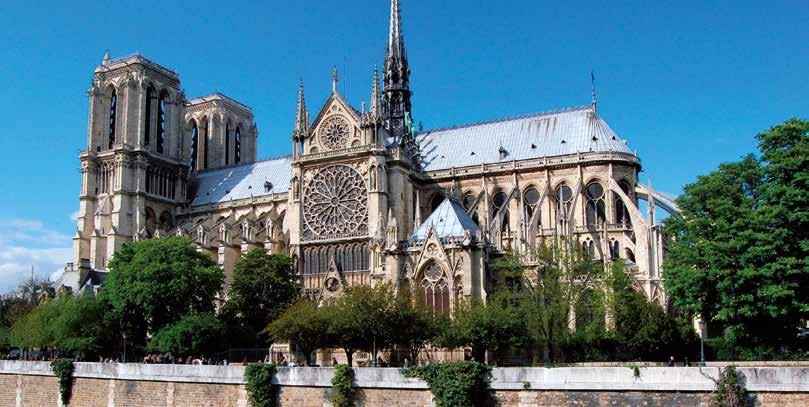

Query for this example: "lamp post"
[697,317,706,367]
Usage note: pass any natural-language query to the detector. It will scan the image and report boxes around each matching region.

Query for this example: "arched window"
[585,182,606,225]
[235,127,242,164]
[610,240,620,259]
[430,193,444,213]
[157,92,167,154]
[462,191,479,225]
[144,87,154,147]
[108,89,117,149]
[493,190,510,231]
[555,184,573,219]
[615,180,632,225]
[420,262,450,314]
[225,123,230,166]
[190,123,199,171]
[523,186,541,227]
[203,120,209,169]
[144,207,157,237]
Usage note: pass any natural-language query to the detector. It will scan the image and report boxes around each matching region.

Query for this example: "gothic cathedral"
[61,0,679,314]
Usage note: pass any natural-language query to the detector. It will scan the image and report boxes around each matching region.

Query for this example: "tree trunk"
[345,348,354,367]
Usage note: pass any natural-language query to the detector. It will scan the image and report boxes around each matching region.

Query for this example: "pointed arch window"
[492,190,510,231]
[108,89,117,149]
[190,123,199,171]
[462,191,479,225]
[430,193,444,214]
[523,186,541,227]
[203,121,209,169]
[420,262,450,314]
[615,180,632,225]
[585,182,606,225]
[225,123,230,166]
[235,126,242,164]
[157,92,167,154]
[144,87,153,147]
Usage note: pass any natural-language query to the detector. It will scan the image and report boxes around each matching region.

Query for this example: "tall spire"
[294,78,307,134]
[388,0,404,61]
[382,0,412,142]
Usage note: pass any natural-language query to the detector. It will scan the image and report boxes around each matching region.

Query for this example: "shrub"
[404,361,491,407]
[331,364,354,407]
[715,366,747,407]
[244,363,278,407]
[51,358,74,406]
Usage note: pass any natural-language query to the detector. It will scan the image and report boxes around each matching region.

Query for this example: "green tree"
[99,236,224,349]
[664,119,808,356]
[0,326,10,352]
[265,299,328,366]
[497,241,603,364]
[9,295,113,358]
[325,284,397,366]
[149,313,225,357]
[434,291,527,363]
[0,295,35,332]
[609,262,696,361]
[390,289,437,363]
[225,250,299,347]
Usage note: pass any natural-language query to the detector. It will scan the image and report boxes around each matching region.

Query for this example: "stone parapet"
[1,361,808,392]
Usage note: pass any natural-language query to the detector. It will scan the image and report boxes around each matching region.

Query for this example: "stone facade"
[60,0,680,314]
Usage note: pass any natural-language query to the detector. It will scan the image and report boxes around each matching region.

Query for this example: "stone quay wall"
[0,361,807,406]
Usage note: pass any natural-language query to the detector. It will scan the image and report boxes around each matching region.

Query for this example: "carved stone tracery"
[302,164,368,240]
[318,116,350,150]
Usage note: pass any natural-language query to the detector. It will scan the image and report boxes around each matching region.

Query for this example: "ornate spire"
[388,0,405,62]
[294,78,307,136]
[371,66,381,117]
[102,50,111,66]
[382,0,412,142]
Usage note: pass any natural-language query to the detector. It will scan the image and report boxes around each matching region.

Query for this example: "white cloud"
[70,210,80,223]
[0,218,73,293]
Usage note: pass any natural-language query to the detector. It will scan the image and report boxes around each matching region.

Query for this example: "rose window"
[318,116,350,150]
[303,165,368,239]
[423,262,443,281]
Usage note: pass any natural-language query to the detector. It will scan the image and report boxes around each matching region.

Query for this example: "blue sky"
[0,0,806,291]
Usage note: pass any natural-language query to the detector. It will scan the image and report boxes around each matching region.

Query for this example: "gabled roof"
[411,198,479,240]
[417,105,632,171]
[190,156,292,206]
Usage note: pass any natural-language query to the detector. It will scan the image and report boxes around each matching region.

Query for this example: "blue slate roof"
[417,105,631,171]
[190,156,292,206]
[412,198,480,240]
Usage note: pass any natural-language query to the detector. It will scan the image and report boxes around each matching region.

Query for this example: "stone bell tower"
[73,53,189,271]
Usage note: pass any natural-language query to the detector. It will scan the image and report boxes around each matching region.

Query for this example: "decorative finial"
[294,78,308,137]
[332,67,339,94]
[102,49,111,66]
[371,65,381,116]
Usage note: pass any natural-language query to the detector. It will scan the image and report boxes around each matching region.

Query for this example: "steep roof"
[190,156,292,206]
[417,105,632,171]
[411,198,479,240]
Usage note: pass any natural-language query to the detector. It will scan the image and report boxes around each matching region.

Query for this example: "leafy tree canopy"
[664,118,808,355]
[265,299,328,366]
[99,236,224,347]
[9,295,113,358]
[225,250,299,346]
[149,313,225,357]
